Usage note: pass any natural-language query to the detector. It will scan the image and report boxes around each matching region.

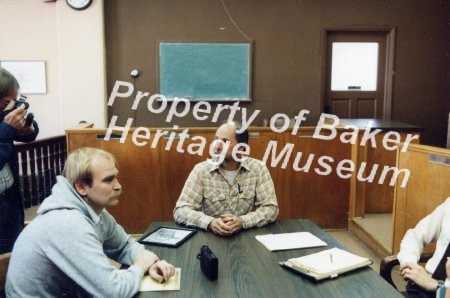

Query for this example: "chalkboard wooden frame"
[158,42,252,102]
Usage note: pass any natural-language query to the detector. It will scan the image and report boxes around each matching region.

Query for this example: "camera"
[0,95,34,126]
[197,245,218,280]
[15,95,30,110]
[15,95,34,126]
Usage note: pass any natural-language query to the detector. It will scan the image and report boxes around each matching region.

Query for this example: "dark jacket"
[0,120,39,253]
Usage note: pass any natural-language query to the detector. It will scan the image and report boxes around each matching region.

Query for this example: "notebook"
[255,232,327,251]
[279,247,372,281]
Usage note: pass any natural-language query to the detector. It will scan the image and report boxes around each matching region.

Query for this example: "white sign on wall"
[0,60,47,94]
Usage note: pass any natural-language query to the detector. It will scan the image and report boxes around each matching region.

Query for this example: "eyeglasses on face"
[0,94,27,109]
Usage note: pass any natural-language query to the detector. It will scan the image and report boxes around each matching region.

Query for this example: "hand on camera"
[3,101,35,135]
[3,101,27,129]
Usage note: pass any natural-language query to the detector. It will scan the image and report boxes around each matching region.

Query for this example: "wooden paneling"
[248,130,351,227]
[67,123,425,235]
[338,119,422,218]
[392,143,450,253]
[363,132,420,213]
[67,127,354,232]
[331,98,351,118]
[281,132,351,227]
[356,98,377,118]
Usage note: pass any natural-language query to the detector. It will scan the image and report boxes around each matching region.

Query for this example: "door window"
[331,42,379,91]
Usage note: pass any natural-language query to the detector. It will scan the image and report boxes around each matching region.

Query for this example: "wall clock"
[66,0,93,10]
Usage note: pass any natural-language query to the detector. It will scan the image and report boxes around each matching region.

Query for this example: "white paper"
[139,268,181,292]
[255,232,327,251]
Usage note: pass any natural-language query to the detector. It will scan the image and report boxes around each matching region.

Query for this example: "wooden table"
[136,219,402,297]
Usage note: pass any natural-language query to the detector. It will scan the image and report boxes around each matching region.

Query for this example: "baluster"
[42,145,51,199]
[57,141,66,175]
[19,151,31,208]
[36,146,45,204]
[28,149,38,206]
[49,143,57,187]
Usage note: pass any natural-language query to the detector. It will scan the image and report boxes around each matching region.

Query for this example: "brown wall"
[104,0,450,147]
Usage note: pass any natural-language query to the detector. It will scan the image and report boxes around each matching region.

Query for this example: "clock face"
[66,0,93,10]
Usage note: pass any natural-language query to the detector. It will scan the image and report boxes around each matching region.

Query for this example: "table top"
[339,118,422,132]
[136,219,402,298]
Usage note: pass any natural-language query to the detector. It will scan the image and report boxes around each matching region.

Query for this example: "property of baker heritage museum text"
[105,80,418,188]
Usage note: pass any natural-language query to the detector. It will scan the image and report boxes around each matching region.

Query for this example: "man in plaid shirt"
[173,121,279,236]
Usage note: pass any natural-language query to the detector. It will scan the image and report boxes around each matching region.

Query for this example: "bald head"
[218,121,249,145]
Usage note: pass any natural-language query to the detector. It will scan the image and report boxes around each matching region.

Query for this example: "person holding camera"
[0,67,39,254]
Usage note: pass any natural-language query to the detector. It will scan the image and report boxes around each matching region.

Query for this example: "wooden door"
[324,31,388,119]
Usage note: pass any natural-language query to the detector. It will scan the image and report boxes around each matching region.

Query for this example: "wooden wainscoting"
[392,143,450,254]
[66,126,353,233]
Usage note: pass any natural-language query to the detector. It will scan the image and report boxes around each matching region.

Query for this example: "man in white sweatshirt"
[6,147,175,297]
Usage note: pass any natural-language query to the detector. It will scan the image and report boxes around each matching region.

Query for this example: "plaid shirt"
[173,157,279,230]
[0,163,14,193]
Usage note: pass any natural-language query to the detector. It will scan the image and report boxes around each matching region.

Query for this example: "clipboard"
[139,226,197,248]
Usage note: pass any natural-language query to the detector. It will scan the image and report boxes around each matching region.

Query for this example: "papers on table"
[255,232,327,251]
[139,268,181,292]
[280,247,373,281]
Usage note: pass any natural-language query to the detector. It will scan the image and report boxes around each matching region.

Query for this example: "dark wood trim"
[383,28,396,120]
[320,26,396,119]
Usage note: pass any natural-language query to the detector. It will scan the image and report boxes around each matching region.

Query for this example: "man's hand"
[220,214,243,234]
[208,214,243,236]
[208,217,233,236]
[133,250,159,273]
[400,262,438,291]
[149,260,176,283]
[134,250,176,283]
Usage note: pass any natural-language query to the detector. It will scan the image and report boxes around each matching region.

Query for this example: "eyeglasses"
[0,98,10,105]
[0,94,27,108]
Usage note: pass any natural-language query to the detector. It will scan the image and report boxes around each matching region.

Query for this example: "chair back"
[0,252,11,294]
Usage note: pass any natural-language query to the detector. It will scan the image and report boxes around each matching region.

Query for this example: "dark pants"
[403,281,436,298]
[0,189,23,254]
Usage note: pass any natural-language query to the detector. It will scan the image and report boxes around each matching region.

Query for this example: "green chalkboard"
[159,42,252,101]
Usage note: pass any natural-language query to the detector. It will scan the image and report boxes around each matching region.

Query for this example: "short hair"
[0,68,19,99]
[219,120,249,144]
[63,147,117,187]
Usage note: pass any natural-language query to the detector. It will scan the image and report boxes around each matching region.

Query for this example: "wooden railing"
[15,135,67,208]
